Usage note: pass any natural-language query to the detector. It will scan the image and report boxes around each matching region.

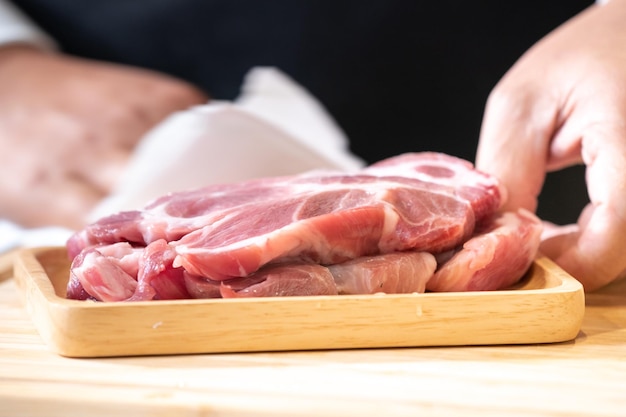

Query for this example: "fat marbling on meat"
[65,152,541,301]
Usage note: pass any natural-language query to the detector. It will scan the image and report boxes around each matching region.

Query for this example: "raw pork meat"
[158,256,436,300]
[171,174,477,282]
[67,242,140,301]
[426,209,542,292]
[364,152,505,227]
[65,152,539,302]
[181,262,339,299]
[328,251,436,295]
[219,263,338,298]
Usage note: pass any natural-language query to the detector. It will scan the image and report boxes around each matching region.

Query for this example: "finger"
[544,116,584,172]
[475,78,558,213]
[539,222,579,260]
[552,126,626,291]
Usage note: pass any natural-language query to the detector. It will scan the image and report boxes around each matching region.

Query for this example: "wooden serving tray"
[13,246,585,358]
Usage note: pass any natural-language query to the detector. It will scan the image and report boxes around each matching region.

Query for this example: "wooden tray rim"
[13,246,586,358]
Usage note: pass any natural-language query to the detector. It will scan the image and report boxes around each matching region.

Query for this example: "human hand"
[476,0,626,291]
[0,45,208,230]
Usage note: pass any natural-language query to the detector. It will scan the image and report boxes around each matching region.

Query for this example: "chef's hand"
[0,45,208,230]
[476,0,626,291]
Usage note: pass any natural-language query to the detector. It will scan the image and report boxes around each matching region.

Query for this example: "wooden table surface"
[2,258,626,417]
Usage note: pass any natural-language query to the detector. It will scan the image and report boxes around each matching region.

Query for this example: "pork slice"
[66,211,144,259]
[328,251,437,294]
[66,175,295,258]
[67,245,139,301]
[220,263,338,298]
[184,272,223,299]
[364,152,505,225]
[172,175,475,281]
[67,153,501,258]
[66,242,142,301]
[66,152,508,301]
[128,239,190,301]
[426,209,542,292]
[68,240,192,301]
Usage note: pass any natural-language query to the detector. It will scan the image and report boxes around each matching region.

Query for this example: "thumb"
[475,80,556,214]
[553,123,626,291]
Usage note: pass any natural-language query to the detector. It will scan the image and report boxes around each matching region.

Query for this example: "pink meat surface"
[184,263,339,299]
[65,152,537,302]
[364,152,505,226]
[128,239,190,301]
[67,243,140,301]
[328,251,437,294]
[66,177,291,258]
[220,263,338,298]
[426,209,543,292]
[172,174,476,281]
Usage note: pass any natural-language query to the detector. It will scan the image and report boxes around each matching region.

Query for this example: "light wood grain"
[1,273,626,417]
[0,248,17,283]
[12,246,584,358]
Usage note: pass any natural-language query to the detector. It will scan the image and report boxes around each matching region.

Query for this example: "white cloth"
[0,221,73,253]
[0,3,365,252]
[0,1,56,49]
[0,67,364,252]
[89,67,364,219]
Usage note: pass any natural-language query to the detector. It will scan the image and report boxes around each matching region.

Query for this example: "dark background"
[15,0,593,224]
